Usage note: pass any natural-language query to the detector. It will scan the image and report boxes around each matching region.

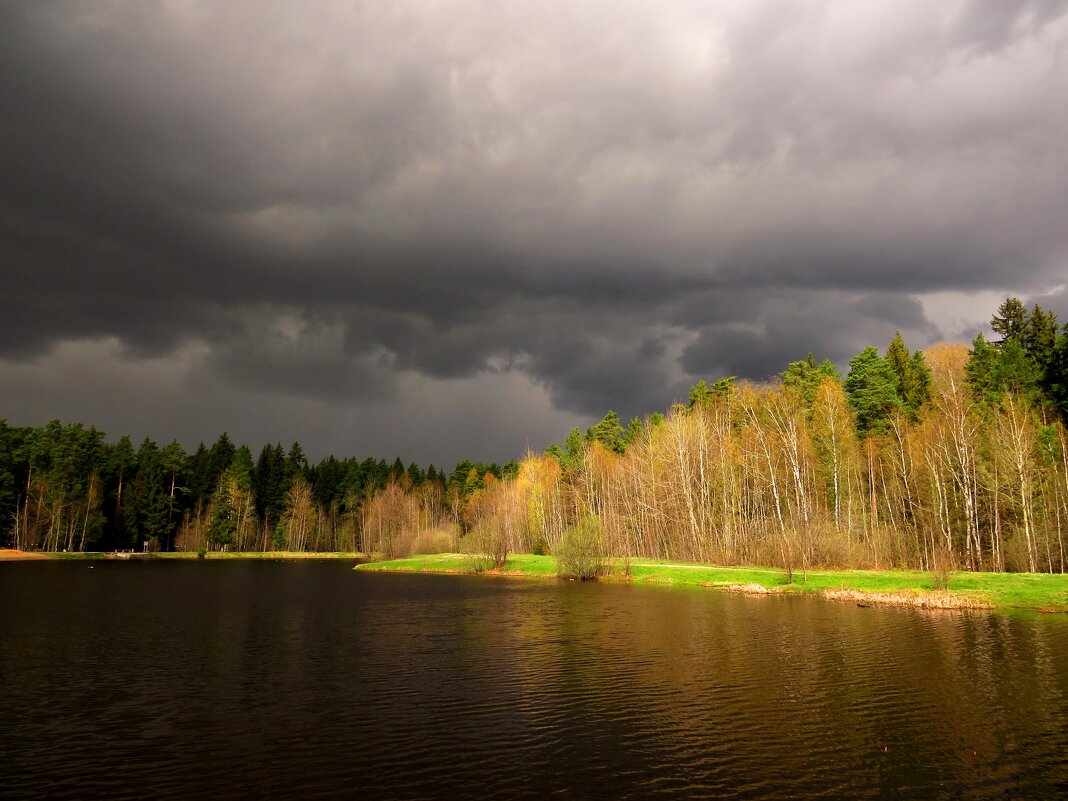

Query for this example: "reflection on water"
[2,562,1067,799]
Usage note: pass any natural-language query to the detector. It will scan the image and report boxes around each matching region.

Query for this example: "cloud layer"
[2,0,1067,462]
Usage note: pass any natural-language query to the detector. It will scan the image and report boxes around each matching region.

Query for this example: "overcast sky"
[2,1,1068,466]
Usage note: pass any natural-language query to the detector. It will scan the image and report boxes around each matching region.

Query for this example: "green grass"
[356,553,1068,613]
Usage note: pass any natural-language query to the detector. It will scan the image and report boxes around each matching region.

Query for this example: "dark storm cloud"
[679,290,938,382]
[2,0,1068,461]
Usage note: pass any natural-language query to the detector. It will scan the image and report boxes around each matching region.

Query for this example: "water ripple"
[2,562,1067,799]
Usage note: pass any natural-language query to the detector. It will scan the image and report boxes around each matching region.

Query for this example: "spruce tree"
[966,333,1002,406]
[782,355,838,410]
[884,333,932,417]
[1046,325,1068,420]
[1024,305,1058,360]
[844,346,901,435]
[206,471,237,550]
[587,410,625,453]
[991,297,1028,343]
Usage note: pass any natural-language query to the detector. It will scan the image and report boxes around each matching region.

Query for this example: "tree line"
[0,422,514,553]
[360,297,1068,574]
[5,296,1068,572]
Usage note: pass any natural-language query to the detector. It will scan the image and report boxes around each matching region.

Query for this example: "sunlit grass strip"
[356,553,1068,613]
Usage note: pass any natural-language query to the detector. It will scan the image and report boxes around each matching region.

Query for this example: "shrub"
[930,545,955,591]
[555,516,607,580]
[411,525,458,555]
[459,523,508,573]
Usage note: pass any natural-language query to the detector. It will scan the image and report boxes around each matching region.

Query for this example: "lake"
[2,561,1067,799]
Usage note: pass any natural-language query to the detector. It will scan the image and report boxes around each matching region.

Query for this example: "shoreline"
[0,549,366,561]
[356,553,1068,614]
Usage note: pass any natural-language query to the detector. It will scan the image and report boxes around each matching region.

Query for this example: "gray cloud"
[2,0,1067,461]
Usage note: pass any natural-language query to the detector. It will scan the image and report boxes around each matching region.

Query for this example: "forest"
[0,423,513,554]
[4,297,1068,574]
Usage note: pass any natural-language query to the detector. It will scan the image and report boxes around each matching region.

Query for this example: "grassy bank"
[0,549,366,561]
[356,553,1068,613]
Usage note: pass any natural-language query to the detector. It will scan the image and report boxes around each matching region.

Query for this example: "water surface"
[2,561,1066,799]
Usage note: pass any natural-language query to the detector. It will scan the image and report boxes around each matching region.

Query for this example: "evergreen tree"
[998,339,1042,403]
[207,433,236,491]
[128,438,169,550]
[407,462,424,485]
[991,297,1028,343]
[906,351,933,411]
[206,471,237,549]
[622,417,644,448]
[308,455,342,507]
[967,332,1041,407]
[966,333,1002,406]
[1046,324,1068,420]
[463,467,485,495]
[586,410,625,454]
[104,435,137,549]
[160,440,186,548]
[564,427,586,467]
[782,355,838,409]
[884,333,932,417]
[688,376,737,409]
[844,346,901,435]
[1023,304,1059,370]
[0,422,21,545]
[230,446,254,493]
[186,443,212,508]
[286,442,308,476]
[448,460,474,491]
[254,443,290,528]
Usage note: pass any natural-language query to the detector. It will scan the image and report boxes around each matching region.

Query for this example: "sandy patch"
[0,549,50,561]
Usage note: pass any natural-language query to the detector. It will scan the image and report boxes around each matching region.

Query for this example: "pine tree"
[905,350,933,412]
[564,427,586,467]
[966,333,1002,406]
[884,333,932,417]
[206,471,237,549]
[128,438,170,550]
[998,339,1042,403]
[1045,324,1068,421]
[407,462,424,485]
[207,433,236,490]
[0,422,21,545]
[105,435,137,549]
[844,346,901,435]
[622,417,644,448]
[586,410,625,454]
[782,355,839,409]
[1022,304,1059,370]
[160,440,186,548]
[688,376,738,409]
[991,297,1028,343]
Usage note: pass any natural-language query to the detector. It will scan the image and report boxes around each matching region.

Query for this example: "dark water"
[2,562,1067,800]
